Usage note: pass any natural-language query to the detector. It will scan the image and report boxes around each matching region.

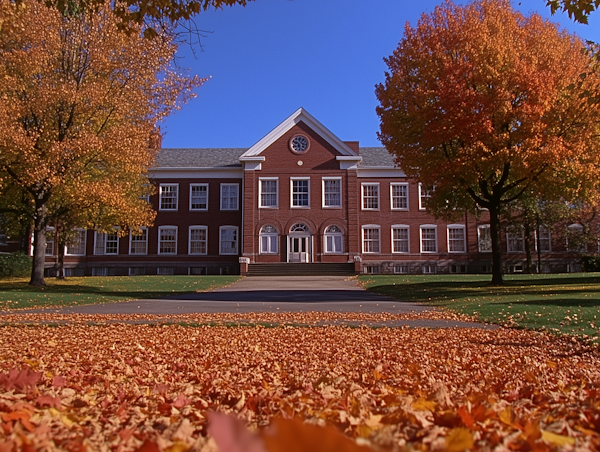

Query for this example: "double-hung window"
[158,226,177,255]
[291,178,310,208]
[566,224,586,252]
[159,184,178,211]
[45,227,55,256]
[361,183,379,210]
[322,178,342,208]
[66,229,86,256]
[420,225,438,253]
[95,230,119,255]
[535,227,551,252]
[392,225,410,253]
[506,227,524,253]
[391,183,409,210]
[478,225,492,252]
[362,226,381,253]
[189,226,208,255]
[220,226,239,255]
[447,225,466,253]
[190,184,208,211]
[418,183,433,210]
[259,178,278,208]
[220,184,239,210]
[129,228,148,255]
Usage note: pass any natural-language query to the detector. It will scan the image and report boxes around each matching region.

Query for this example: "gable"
[240,108,358,158]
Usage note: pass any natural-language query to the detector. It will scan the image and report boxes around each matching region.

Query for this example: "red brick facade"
[36,108,591,276]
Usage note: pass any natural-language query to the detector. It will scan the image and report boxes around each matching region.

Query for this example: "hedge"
[0,252,32,277]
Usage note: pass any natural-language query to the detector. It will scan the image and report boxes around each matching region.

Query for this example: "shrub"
[582,255,600,272]
[0,252,32,277]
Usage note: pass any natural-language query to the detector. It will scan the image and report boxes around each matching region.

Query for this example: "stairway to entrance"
[246,262,356,276]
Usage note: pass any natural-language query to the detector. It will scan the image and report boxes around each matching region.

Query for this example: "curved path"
[1,276,495,328]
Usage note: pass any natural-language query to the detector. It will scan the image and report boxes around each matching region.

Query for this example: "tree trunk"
[535,217,542,274]
[29,202,47,286]
[524,222,532,274]
[489,203,504,285]
[57,236,65,279]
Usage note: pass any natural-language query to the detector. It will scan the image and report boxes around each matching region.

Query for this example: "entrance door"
[288,236,310,262]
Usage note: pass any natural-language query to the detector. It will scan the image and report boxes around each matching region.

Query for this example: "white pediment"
[240,108,359,159]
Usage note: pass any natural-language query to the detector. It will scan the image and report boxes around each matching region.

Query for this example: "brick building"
[33,108,590,276]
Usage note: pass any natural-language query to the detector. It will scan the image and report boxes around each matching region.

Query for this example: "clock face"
[289,135,310,153]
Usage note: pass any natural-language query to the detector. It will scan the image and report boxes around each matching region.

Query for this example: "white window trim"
[420,224,438,254]
[189,184,209,211]
[188,226,208,255]
[220,183,239,211]
[259,225,279,254]
[447,224,467,254]
[322,177,342,209]
[219,225,239,255]
[290,177,310,209]
[129,228,148,255]
[361,224,381,254]
[259,177,279,209]
[506,227,525,253]
[94,229,119,255]
[477,225,492,253]
[418,183,432,210]
[391,224,410,254]
[45,227,55,257]
[323,225,344,254]
[159,183,179,211]
[534,227,552,253]
[158,225,178,255]
[390,183,409,211]
[65,229,87,256]
[361,183,380,211]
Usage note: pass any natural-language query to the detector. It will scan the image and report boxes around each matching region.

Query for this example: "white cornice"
[150,167,243,179]
[240,108,358,159]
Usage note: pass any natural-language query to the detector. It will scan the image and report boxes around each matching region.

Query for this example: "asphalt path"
[0,276,495,328]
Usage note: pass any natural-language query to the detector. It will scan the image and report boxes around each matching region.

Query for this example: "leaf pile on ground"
[0,322,599,451]
[0,309,478,326]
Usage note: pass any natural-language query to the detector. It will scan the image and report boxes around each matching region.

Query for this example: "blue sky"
[161,0,600,149]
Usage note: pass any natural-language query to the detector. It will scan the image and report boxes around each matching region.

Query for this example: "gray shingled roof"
[358,147,398,168]
[155,148,246,168]
[154,147,398,169]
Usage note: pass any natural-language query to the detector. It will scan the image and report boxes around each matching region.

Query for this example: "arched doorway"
[288,223,311,263]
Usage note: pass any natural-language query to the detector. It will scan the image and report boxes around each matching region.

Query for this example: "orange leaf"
[262,417,372,452]
[445,427,474,452]
[457,405,475,428]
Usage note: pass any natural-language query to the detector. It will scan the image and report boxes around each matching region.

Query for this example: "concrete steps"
[247,262,356,276]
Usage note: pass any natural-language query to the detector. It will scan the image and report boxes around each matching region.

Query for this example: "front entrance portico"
[287,223,311,263]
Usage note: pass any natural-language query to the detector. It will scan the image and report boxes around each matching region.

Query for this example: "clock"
[289,135,310,153]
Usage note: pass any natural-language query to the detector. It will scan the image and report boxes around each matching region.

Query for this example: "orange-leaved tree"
[376,0,600,285]
[0,0,202,286]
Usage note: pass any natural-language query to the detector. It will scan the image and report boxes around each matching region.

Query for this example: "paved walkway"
[0,276,496,328]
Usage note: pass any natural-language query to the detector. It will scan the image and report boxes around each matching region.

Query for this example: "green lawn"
[360,273,600,339]
[0,275,240,310]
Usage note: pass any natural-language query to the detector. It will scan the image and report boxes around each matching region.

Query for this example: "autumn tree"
[0,0,201,286]
[376,0,600,285]
[547,0,600,24]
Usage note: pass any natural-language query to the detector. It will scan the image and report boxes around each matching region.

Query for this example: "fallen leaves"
[0,317,598,451]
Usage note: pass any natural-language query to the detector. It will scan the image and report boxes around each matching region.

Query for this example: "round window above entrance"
[290,223,310,233]
[289,135,310,154]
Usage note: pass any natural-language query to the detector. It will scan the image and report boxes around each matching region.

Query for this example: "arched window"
[290,223,310,234]
[260,225,278,254]
[324,225,343,254]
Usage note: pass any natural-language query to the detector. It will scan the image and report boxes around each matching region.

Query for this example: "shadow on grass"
[367,278,600,307]
[0,283,198,300]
